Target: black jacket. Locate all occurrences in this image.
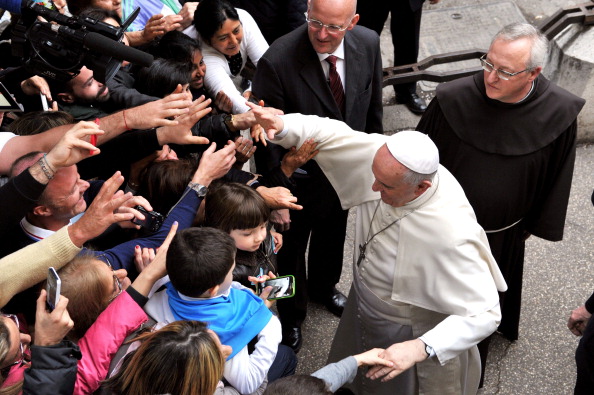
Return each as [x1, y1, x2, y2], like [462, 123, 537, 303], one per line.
[22, 341, 82, 395]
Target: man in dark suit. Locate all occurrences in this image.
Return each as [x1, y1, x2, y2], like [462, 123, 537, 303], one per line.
[252, 0, 383, 352]
[357, 0, 440, 114]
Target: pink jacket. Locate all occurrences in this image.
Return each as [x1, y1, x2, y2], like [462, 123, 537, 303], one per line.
[74, 291, 148, 394]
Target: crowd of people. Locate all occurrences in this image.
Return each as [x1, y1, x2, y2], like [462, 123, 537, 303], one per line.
[0, 0, 590, 394]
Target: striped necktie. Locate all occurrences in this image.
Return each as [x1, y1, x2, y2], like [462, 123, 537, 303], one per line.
[326, 55, 345, 115]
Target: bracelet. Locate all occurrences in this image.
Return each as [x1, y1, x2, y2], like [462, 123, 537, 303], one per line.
[123, 110, 130, 130]
[39, 154, 55, 180]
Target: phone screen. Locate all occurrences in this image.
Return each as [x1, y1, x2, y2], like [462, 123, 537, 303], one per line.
[263, 275, 295, 300]
[46, 267, 61, 311]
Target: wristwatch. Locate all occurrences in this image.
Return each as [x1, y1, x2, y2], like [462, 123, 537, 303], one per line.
[424, 343, 433, 357]
[223, 113, 235, 131]
[188, 182, 208, 197]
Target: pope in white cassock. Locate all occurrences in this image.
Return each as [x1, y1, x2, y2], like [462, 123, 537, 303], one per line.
[248, 102, 507, 395]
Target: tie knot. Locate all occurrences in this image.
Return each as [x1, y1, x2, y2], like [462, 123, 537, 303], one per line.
[326, 55, 338, 66]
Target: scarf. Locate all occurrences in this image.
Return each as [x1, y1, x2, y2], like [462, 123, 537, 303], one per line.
[166, 283, 272, 359]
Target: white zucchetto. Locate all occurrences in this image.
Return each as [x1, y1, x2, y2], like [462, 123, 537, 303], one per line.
[385, 130, 439, 174]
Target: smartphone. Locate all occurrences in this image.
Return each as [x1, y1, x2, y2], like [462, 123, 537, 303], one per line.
[131, 205, 165, 232]
[46, 267, 61, 312]
[260, 275, 295, 300]
[40, 93, 49, 111]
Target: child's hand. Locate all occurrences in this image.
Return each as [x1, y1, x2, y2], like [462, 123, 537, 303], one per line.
[247, 271, 277, 285]
[271, 230, 283, 253]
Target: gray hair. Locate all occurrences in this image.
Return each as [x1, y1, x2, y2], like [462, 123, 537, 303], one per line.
[491, 22, 549, 69]
[402, 168, 437, 187]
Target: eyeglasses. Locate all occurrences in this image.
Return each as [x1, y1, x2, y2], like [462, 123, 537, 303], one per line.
[0, 314, 25, 374]
[305, 12, 352, 34]
[103, 258, 123, 303]
[480, 54, 531, 81]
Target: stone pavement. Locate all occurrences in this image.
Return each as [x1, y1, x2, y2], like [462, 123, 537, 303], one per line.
[294, 1, 594, 394]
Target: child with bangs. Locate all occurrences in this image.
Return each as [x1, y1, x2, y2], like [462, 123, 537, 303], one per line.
[203, 181, 282, 288]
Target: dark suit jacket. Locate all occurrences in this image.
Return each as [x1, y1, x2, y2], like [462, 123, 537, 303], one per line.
[252, 23, 383, 133]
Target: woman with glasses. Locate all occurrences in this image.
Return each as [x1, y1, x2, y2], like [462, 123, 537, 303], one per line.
[1, 291, 78, 395]
[184, 0, 269, 114]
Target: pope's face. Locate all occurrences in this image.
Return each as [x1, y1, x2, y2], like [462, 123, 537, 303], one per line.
[370, 146, 421, 208]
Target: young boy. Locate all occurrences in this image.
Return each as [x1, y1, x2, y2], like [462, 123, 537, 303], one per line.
[144, 227, 282, 394]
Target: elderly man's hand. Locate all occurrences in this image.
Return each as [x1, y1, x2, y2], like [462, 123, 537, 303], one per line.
[366, 339, 428, 382]
[246, 102, 285, 141]
[256, 186, 302, 210]
[68, 172, 135, 246]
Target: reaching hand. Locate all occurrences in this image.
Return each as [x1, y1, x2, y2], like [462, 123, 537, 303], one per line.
[131, 222, 178, 296]
[233, 136, 256, 165]
[34, 290, 74, 346]
[366, 339, 427, 382]
[156, 94, 212, 146]
[192, 141, 236, 186]
[142, 14, 182, 42]
[269, 209, 291, 232]
[114, 195, 154, 229]
[68, 172, 135, 247]
[45, 121, 103, 169]
[281, 138, 319, 177]
[568, 305, 592, 336]
[353, 348, 395, 368]
[214, 90, 233, 113]
[177, 2, 198, 29]
[125, 86, 192, 129]
[256, 186, 302, 210]
[246, 102, 285, 141]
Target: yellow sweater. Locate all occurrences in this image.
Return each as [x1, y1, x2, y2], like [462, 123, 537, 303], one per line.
[0, 226, 81, 308]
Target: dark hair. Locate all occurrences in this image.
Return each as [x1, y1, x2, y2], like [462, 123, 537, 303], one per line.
[150, 31, 202, 63]
[137, 158, 198, 215]
[167, 227, 236, 297]
[103, 321, 224, 395]
[263, 375, 332, 395]
[66, 0, 95, 16]
[204, 182, 269, 233]
[134, 58, 193, 98]
[194, 0, 239, 44]
[78, 7, 122, 25]
[8, 111, 74, 136]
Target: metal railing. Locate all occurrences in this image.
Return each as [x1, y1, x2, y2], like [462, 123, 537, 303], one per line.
[382, 1, 594, 88]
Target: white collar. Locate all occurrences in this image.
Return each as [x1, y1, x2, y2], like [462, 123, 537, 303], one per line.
[20, 217, 56, 241]
[316, 40, 346, 63]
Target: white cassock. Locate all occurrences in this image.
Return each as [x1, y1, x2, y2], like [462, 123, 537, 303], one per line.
[271, 114, 507, 395]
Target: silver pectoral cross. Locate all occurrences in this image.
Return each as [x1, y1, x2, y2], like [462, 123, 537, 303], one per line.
[356, 242, 368, 267]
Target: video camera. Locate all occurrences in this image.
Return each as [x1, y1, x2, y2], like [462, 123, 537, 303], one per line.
[10, 0, 153, 83]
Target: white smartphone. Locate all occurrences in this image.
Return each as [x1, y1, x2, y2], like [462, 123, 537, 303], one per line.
[40, 93, 49, 111]
[46, 267, 61, 311]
